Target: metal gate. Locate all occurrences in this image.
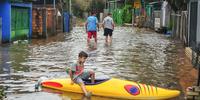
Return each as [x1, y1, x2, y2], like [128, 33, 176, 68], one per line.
[0, 17, 2, 44]
[11, 7, 29, 41]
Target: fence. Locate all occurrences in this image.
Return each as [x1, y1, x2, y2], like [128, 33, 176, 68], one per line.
[170, 11, 188, 45]
[180, 11, 188, 45]
[0, 17, 1, 44]
[32, 8, 56, 38]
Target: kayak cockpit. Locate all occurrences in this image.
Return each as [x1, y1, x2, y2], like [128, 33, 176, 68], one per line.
[83, 75, 110, 85]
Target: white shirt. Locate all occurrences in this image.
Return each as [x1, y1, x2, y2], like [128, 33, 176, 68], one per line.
[103, 16, 114, 30]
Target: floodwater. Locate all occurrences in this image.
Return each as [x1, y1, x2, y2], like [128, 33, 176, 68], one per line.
[0, 27, 197, 100]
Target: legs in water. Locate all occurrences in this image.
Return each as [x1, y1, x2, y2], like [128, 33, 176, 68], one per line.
[105, 36, 108, 43]
[105, 35, 112, 45]
[94, 38, 97, 49]
[87, 31, 97, 49]
[79, 83, 92, 97]
[87, 38, 90, 48]
[108, 36, 112, 44]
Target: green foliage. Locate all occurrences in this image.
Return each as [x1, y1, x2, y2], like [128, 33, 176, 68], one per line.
[113, 9, 124, 25]
[72, 3, 84, 17]
[122, 5, 132, 23]
[87, 0, 105, 13]
[112, 5, 133, 25]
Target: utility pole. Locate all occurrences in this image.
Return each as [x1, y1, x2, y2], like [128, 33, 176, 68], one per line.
[105, 0, 107, 9]
[53, 0, 55, 9]
[44, 0, 46, 6]
[115, 0, 117, 9]
[69, 0, 72, 14]
[53, 0, 56, 35]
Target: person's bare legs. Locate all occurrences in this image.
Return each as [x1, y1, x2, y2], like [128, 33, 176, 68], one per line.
[80, 83, 91, 97]
[87, 38, 90, 48]
[90, 72, 95, 84]
[110, 36, 112, 43]
[105, 36, 108, 44]
[94, 38, 97, 49]
[108, 36, 112, 45]
[80, 83, 87, 94]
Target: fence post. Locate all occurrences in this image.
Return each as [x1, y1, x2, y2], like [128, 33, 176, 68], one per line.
[171, 13, 176, 38]
[180, 12, 183, 41]
[176, 14, 181, 38]
[185, 11, 189, 46]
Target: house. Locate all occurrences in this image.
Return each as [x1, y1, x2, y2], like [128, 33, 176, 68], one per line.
[0, 0, 32, 43]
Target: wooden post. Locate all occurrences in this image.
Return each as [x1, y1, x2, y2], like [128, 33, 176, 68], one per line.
[180, 12, 183, 41]
[186, 86, 200, 99]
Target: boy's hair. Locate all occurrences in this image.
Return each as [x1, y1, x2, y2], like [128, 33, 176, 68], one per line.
[107, 13, 112, 16]
[78, 51, 88, 58]
[91, 11, 96, 15]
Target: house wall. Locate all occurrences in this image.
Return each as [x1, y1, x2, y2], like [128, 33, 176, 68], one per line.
[0, 2, 11, 43]
[0, 2, 32, 43]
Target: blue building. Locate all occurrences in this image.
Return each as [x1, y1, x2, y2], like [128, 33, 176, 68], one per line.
[0, 1, 32, 43]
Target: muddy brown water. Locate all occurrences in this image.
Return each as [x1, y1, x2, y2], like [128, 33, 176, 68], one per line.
[0, 27, 197, 100]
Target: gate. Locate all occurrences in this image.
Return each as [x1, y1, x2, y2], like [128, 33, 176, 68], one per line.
[11, 7, 29, 41]
[153, 11, 161, 31]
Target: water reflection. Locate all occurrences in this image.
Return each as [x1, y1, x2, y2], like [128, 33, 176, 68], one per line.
[1, 45, 11, 74]
[42, 88, 119, 100]
[0, 45, 11, 80]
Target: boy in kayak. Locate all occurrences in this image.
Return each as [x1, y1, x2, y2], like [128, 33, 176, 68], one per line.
[67, 51, 95, 97]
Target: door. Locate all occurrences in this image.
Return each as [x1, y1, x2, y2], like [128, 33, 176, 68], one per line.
[0, 17, 2, 44]
[11, 7, 29, 41]
[189, 2, 198, 46]
[63, 12, 70, 32]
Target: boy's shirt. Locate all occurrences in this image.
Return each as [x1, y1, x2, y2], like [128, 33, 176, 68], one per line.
[103, 16, 114, 30]
[87, 16, 98, 31]
[70, 63, 84, 77]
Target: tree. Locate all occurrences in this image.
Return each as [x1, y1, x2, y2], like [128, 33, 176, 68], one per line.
[87, 0, 105, 13]
[167, 0, 187, 12]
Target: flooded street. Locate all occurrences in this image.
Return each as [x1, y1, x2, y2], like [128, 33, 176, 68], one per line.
[0, 27, 196, 100]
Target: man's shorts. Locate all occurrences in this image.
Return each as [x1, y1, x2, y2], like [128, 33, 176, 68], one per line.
[73, 71, 91, 84]
[87, 31, 97, 39]
[104, 28, 113, 36]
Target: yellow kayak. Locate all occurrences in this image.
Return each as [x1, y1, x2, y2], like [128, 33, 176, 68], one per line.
[41, 78, 180, 100]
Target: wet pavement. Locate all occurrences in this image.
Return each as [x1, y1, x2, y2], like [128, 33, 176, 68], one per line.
[0, 27, 197, 100]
